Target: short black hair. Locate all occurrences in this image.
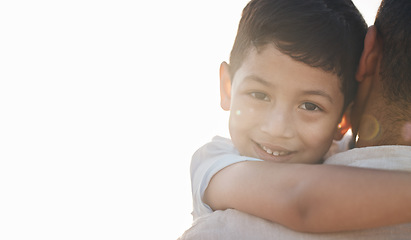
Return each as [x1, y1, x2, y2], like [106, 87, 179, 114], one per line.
[229, 0, 367, 110]
[375, 0, 411, 106]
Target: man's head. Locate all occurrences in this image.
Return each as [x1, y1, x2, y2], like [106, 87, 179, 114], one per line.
[219, 0, 367, 163]
[375, 0, 411, 105]
[228, 0, 367, 110]
[352, 0, 411, 146]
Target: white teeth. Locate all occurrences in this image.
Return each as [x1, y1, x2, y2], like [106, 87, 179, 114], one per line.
[262, 145, 289, 156]
[263, 146, 273, 154]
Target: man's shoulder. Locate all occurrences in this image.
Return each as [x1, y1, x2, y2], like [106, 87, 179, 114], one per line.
[325, 145, 411, 171]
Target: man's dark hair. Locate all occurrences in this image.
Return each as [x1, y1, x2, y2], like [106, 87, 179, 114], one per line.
[375, 0, 411, 106]
[229, 0, 367, 110]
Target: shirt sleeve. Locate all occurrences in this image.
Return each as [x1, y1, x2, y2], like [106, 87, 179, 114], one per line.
[190, 136, 262, 219]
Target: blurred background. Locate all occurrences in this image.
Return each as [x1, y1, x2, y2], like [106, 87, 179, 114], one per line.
[0, 0, 381, 239]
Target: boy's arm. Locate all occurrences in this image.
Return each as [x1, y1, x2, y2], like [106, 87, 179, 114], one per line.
[204, 161, 411, 233]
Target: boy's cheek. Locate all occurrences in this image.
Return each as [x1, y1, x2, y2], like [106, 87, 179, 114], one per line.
[230, 106, 259, 124]
[229, 109, 248, 130]
[229, 106, 259, 133]
[301, 123, 336, 151]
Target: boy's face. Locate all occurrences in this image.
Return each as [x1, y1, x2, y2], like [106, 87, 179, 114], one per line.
[220, 45, 344, 164]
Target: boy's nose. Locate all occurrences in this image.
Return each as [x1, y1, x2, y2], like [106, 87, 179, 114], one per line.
[260, 107, 295, 138]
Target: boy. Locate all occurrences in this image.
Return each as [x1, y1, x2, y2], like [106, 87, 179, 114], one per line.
[191, 0, 411, 233]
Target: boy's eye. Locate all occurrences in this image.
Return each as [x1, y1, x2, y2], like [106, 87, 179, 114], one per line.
[299, 102, 321, 111]
[250, 92, 270, 101]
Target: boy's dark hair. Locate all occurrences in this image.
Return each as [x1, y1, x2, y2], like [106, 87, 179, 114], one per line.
[375, 0, 411, 107]
[229, 0, 367, 110]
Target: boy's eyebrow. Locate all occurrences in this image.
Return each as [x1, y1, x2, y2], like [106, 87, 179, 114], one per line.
[302, 90, 334, 104]
[243, 75, 272, 87]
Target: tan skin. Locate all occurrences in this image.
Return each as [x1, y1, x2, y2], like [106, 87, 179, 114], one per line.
[204, 37, 411, 233]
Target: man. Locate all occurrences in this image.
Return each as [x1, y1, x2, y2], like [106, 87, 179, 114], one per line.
[179, 0, 411, 238]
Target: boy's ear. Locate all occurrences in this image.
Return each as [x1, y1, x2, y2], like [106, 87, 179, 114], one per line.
[220, 62, 232, 111]
[334, 103, 353, 140]
[355, 26, 382, 82]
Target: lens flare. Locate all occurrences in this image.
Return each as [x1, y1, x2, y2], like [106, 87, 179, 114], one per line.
[358, 114, 380, 141]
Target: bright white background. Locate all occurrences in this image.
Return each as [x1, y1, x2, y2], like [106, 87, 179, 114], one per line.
[0, 1, 381, 239]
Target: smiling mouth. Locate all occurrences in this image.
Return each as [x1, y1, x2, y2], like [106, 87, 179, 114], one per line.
[261, 145, 292, 156]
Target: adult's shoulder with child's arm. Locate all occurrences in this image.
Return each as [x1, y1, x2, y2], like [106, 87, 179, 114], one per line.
[204, 160, 411, 232]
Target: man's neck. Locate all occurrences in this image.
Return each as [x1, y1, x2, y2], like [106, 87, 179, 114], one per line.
[355, 117, 411, 147]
